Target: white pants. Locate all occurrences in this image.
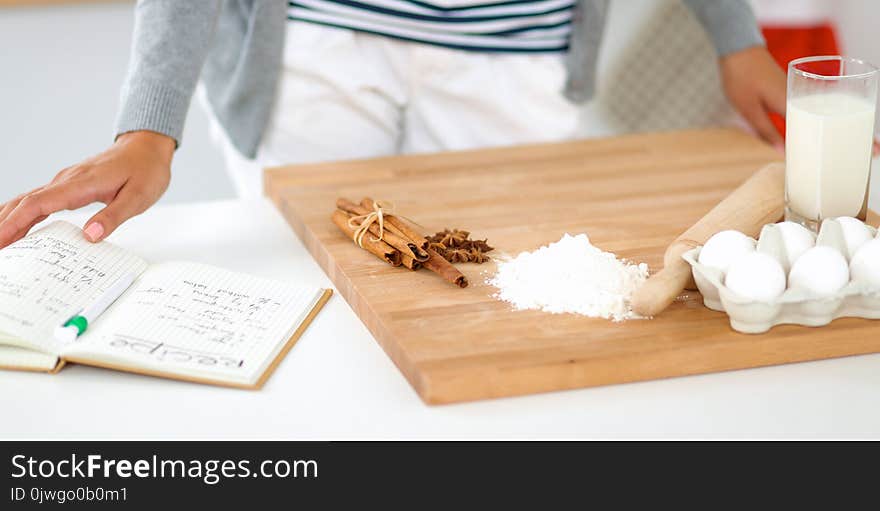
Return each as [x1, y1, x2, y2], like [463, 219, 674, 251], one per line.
[211, 21, 581, 198]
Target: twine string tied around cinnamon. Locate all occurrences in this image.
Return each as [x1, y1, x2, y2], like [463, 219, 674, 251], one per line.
[347, 199, 394, 248]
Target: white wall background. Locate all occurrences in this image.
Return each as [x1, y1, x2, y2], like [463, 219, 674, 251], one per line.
[0, 1, 232, 205]
[1, 0, 878, 207]
[833, 2, 880, 77]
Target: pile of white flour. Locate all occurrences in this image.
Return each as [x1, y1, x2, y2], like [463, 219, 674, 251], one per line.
[488, 234, 649, 321]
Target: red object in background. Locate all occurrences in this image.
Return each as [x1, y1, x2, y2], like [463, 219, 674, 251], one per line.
[761, 24, 841, 137]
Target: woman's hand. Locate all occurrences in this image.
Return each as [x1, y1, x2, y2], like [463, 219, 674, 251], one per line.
[0, 130, 173, 248]
[720, 46, 787, 148]
[722, 46, 880, 156]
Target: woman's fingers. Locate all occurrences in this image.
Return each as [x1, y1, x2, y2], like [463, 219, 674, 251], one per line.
[0, 167, 77, 236]
[5, 215, 49, 247]
[720, 47, 787, 149]
[0, 186, 47, 227]
[744, 102, 784, 147]
[0, 196, 28, 229]
[762, 81, 787, 118]
[0, 178, 101, 248]
[82, 181, 150, 242]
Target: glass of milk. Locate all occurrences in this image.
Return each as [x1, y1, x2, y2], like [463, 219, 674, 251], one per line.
[785, 56, 878, 231]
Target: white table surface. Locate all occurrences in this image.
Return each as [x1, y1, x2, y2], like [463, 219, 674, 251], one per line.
[2, 198, 879, 440]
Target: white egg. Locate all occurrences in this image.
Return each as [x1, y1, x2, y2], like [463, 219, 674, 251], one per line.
[724, 252, 787, 301]
[788, 246, 850, 295]
[850, 238, 880, 289]
[836, 217, 873, 260]
[699, 230, 756, 274]
[775, 221, 815, 267]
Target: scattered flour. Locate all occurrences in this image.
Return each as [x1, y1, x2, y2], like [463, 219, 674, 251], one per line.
[488, 233, 649, 321]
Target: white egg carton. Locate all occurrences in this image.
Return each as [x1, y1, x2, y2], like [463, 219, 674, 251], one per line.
[683, 219, 880, 334]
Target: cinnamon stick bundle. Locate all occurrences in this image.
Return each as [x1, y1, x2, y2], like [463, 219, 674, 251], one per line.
[337, 198, 412, 245]
[334, 197, 469, 287]
[335, 198, 428, 261]
[331, 210, 401, 266]
[361, 197, 429, 251]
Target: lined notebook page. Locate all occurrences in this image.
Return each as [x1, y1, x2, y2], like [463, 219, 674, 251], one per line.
[66, 262, 325, 385]
[0, 221, 148, 352]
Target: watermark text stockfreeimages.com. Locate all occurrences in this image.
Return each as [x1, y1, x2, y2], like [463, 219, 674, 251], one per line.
[10, 453, 318, 486]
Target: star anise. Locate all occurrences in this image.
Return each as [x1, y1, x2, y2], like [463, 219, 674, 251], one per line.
[447, 248, 471, 264]
[435, 229, 469, 248]
[470, 239, 494, 252]
[468, 248, 490, 264]
[428, 241, 447, 253]
[427, 228, 493, 264]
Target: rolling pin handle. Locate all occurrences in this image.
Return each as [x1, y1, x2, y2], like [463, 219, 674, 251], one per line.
[632, 260, 694, 317]
[664, 239, 700, 290]
[633, 163, 785, 317]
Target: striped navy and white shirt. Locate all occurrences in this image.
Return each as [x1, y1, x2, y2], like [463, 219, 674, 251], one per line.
[287, 0, 576, 53]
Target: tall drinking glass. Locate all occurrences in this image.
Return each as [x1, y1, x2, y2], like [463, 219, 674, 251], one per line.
[785, 56, 879, 231]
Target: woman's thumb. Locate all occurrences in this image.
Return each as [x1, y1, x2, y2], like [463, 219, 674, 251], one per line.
[82, 185, 146, 242]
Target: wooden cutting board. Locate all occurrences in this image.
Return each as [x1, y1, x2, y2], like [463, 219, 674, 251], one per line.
[265, 128, 880, 404]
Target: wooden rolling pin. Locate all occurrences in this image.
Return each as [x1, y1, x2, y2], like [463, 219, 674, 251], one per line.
[631, 162, 785, 317]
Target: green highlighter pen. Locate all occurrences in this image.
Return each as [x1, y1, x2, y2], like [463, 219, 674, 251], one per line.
[54, 272, 137, 343]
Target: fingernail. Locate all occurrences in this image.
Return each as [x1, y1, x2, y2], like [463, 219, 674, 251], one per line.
[773, 142, 785, 154]
[83, 222, 104, 242]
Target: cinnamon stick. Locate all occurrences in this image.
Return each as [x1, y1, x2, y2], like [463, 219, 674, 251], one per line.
[423, 248, 468, 288]
[331, 209, 401, 266]
[360, 197, 429, 251]
[401, 254, 422, 271]
[336, 198, 367, 215]
[336, 198, 429, 261]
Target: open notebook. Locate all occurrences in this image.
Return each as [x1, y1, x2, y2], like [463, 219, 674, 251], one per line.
[0, 221, 331, 389]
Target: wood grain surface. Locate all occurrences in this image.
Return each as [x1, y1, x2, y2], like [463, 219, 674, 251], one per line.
[265, 128, 880, 404]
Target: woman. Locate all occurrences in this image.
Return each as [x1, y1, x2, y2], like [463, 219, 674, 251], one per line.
[0, 0, 786, 248]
